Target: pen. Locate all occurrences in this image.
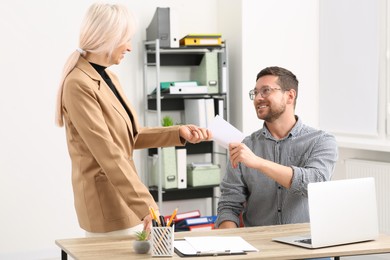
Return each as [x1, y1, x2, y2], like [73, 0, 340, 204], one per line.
[159, 215, 166, 227]
[166, 208, 178, 227]
[152, 219, 158, 227]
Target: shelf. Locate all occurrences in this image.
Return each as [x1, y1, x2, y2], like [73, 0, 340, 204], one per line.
[146, 46, 225, 53]
[146, 45, 225, 66]
[149, 185, 218, 202]
[148, 141, 213, 156]
[147, 53, 204, 66]
[147, 93, 226, 111]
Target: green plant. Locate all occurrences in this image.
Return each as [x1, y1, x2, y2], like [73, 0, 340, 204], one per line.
[161, 116, 174, 127]
[135, 230, 149, 241]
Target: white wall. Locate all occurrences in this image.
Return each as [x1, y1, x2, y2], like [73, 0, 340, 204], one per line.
[240, 0, 320, 135]
[216, 0, 319, 135]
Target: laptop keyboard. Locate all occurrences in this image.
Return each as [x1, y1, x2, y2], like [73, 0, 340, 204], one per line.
[296, 238, 312, 244]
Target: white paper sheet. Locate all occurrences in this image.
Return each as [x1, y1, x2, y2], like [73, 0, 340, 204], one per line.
[174, 239, 244, 256]
[184, 236, 259, 253]
[208, 115, 246, 149]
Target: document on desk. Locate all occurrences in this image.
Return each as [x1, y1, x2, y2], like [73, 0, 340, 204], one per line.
[174, 236, 258, 257]
[208, 115, 246, 149]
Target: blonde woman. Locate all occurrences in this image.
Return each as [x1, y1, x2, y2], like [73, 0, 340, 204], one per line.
[55, 3, 211, 237]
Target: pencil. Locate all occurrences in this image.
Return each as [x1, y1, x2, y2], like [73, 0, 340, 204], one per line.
[166, 208, 178, 227]
[149, 206, 161, 226]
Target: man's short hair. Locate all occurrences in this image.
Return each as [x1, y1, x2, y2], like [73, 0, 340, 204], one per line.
[256, 66, 299, 105]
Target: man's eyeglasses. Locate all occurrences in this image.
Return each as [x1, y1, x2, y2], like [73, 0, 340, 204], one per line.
[249, 87, 283, 100]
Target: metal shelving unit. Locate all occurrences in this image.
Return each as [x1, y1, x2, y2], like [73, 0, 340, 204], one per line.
[143, 39, 229, 212]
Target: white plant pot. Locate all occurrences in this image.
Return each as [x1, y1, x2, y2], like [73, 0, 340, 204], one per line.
[133, 240, 151, 254]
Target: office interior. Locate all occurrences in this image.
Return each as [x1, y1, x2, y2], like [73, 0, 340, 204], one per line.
[1, 0, 389, 259]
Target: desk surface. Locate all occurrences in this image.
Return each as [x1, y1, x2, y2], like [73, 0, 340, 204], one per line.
[55, 223, 390, 260]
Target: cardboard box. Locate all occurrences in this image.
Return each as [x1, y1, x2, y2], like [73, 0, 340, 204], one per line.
[187, 164, 220, 187]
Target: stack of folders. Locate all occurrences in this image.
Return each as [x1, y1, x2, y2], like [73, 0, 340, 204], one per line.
[176, 215, 217, 232]
[152, 81, 208, 94]
[164, 210, 217, 232]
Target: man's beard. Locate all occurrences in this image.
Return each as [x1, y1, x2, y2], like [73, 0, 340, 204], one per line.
[258, 103, 286, 123]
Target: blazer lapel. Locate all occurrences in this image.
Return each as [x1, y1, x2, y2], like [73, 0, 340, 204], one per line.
[76, 58, 136, 143]
[101, 78, 137, 141]
[106, 70, 140, 139]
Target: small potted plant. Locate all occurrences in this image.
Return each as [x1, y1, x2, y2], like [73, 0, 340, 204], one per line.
[162, 115, 174, 127]
[133, 230, 151, 254]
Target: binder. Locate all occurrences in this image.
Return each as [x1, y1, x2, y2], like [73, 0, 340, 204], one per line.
[218, 50, 228, 93]
[150, 147, 178, 189]
[177, 216, 217, 227]
[169, 8, 179, 48]
[188, 223, 214, 231]
[192, 52, 219, 94]
[214, 98, 225, 119]
[176, 148, 187, 189]
[184, 99, 215, 128]
[179, 34, 222, 47]
[160, 81, 197, 89]
[168, 86, 208, 94]
[146, 7, 179, 48]
[175, 223, 215, 232]
[205, 98, 215, 127]
[164, 209, 201, 223]
[184, 99, 207, 128]
[151, 81, 205, 94]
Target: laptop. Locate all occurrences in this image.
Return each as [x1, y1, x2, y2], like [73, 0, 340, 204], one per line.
[272, 177, 379, 248]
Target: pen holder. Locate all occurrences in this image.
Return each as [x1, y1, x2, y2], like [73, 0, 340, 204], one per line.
[151, 226, 174, 257]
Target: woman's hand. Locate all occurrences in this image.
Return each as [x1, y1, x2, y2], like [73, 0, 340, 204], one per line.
[143, 209, 160, 232]
[179, 125, 212, 143]
[143, 214, 153, 233]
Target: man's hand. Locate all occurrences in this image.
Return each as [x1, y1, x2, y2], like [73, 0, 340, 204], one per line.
[229, 143, 259, 169]
[179, 125, 212, 143]
[229, 142, 293, 188]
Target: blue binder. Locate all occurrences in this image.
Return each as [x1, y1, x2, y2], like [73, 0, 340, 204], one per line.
[176, 216, 217, 227]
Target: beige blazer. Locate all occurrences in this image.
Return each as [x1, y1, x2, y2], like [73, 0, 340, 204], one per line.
[62, 57, 184, 232]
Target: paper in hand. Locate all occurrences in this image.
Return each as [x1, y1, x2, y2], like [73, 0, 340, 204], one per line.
[208, 115, 246, 149]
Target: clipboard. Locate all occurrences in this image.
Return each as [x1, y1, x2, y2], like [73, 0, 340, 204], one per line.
[174, 236, 258, 257]
[174, 240, 247, 257]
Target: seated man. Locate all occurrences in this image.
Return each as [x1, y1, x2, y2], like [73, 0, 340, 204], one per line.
[215, 66, 338, 229]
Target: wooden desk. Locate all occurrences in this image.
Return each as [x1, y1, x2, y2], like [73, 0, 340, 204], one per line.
[55, 223, 390, 260]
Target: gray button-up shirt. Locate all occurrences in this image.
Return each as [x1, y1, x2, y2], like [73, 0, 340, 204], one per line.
[215, 117, 338, 228]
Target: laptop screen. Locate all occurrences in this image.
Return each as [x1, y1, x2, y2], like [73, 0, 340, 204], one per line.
[308, 177, 379, 248]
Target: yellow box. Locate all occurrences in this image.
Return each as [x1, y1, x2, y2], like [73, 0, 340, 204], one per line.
[179, 34, 222, 46]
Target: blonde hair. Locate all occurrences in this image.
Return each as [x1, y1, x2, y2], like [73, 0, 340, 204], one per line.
[55, 3, 136, 127]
